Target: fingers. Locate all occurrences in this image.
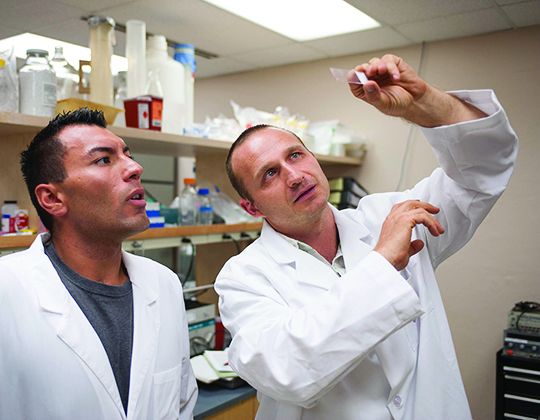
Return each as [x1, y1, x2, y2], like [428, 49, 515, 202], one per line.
[355, 54, 401, 82]
[395, 200, 445, 236]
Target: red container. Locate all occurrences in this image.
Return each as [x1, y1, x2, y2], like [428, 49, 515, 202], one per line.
[124, 95, 163, 131]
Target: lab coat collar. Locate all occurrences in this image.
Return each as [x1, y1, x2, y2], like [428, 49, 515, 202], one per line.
[260, 204, 373, 262]
[259, 204, 375, 290]
[29, 233, 126, 418]
[29, 233, 161, 419]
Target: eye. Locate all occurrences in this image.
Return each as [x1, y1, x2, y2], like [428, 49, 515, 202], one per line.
[96, 156, 111, 165]
[264, 169, 276, 180]
[291, 152, 300, 160]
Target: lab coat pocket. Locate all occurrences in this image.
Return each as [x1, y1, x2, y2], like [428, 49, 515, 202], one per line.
[153, 363, 182, 420]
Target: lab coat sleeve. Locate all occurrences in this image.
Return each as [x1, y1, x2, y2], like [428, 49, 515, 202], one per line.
[216, 250, 423, 407]
[409, 89, 518, 268]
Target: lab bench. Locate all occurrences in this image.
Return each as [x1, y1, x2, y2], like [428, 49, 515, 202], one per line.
[194, 383, 258, 420]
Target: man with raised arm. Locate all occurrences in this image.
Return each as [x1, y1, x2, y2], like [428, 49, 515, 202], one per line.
[215, 54, 518, 419]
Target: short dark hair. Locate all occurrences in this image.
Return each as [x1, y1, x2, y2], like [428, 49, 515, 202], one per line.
[226, 124, 307, 202]
[20, 108, 107, 232]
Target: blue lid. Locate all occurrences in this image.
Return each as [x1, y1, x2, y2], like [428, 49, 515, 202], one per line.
[174, 44, 194, 51]
[198, 188, 209, 195]
[173, 44, 196, 73]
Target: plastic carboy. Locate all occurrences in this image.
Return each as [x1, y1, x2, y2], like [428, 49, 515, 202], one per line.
[146, 35, 185, 134]
[19, 49, 57, 117]
[179, 178, 198, 226]
[197, 188, 213, 225]
[50, 46, 79, 100]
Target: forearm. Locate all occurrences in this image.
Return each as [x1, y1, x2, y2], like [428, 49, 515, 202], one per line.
[404, 84, 488, 127]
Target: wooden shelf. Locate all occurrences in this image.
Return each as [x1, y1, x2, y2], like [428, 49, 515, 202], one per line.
[0, 111, 363, 165]
[0, 222, 263, 254]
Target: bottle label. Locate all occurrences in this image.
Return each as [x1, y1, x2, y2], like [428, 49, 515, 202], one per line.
[138, 103, 150, 129]
[43, 82, 57, 107]
[200, 206, 212, 212]
[151, 100, 162, 127]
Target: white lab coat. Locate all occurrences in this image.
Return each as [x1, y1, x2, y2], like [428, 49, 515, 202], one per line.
[0, 233, 198, 420]
[215, 90, 518, 420]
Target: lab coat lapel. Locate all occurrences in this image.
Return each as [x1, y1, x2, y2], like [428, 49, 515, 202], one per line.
[260, 220, 337, 291]
[30, 235, 126, 417]
[331, 205, 374, 270]
[123, 250, 160, 416]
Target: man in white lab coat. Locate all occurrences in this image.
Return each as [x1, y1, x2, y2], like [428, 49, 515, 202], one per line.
[0, 109, 197, 419]
[215, 55, 518, 419]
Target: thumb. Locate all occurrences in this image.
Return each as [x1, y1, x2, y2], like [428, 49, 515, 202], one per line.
[362, 81, 383, 107]
[408, 239, 425, 258]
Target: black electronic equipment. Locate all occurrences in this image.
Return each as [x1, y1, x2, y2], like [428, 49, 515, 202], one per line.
[503, 329, 540, 359]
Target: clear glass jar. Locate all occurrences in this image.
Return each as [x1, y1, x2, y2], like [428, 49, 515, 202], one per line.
[19, 49, 57, 117]
[50, 46, 79, 101]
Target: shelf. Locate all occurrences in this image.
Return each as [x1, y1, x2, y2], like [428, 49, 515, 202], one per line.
[0, 222, 263, 256]
[0, 111, 364, 165]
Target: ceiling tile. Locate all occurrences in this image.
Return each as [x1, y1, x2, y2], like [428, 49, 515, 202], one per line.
[35, 18, 128, 58]
[502, 1, 540, 27]
[345, 0, 494, 25]
[34, 18, 94, 50]
[493, 0, 529, 5]
[303, 27, 412, 57]
[196, 57, 257, 79]
[0, 0, 83, 33]
[395, 8, 512, 43]
[0, 26, 20, 42]
[101, 0, 294, 57]
[53, 0, 140, 13]
[230, 44, 327, 69]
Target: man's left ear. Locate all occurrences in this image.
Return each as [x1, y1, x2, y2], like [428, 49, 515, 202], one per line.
[34, 183, 68, 218]
[239, 199, 264, 218]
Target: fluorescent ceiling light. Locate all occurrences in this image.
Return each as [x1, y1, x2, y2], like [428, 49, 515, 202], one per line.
[202, 0, 380, 41]
[0, 33, 127, 74]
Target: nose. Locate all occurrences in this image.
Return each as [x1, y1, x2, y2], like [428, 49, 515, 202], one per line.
[285, 165, 304, 188]
[123, 155, 143, 181]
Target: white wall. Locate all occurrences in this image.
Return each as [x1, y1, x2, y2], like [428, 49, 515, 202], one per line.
[195, 25, 540, 419]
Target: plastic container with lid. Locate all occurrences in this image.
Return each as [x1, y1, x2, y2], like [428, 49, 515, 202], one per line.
[179, 178, 198, 226]
[19, 49, 57, 117]
[146, 35, 185, 134]
[197, 188, 213, 225]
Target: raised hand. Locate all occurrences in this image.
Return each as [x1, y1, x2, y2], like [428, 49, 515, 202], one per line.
[349, 54, 487, 127]
[374, 200, 445, 271]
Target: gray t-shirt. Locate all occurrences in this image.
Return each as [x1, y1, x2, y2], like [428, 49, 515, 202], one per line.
[44, 240, 133, 414]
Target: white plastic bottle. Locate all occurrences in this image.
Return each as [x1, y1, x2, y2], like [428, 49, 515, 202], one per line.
[2, 200, 19, 233]
[173, 44, 195, 128]
[179, 178, 198, 226]
[197, 188, 213, 225]
[146, 35, 185, 134]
